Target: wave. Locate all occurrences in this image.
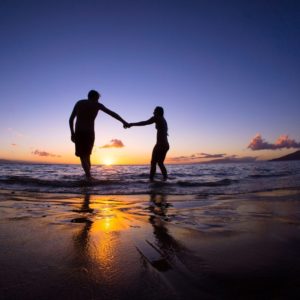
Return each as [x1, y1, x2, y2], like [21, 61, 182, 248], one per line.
[177, 178, 236, 187]
[248, 172, 291, 179]
[0, 176, 236, 189]
[0, 176, 123, 188]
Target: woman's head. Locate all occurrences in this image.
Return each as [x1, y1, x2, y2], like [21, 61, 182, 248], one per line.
[154, 106, 164, 116]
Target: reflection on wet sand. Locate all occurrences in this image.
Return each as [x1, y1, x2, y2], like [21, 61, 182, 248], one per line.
[71, 193, 194, 287]
[1, 189, 300, 299]
[72, 193, 92, 260]
[72, 193, 129, 287]
[73, 193, 188, 270]
[148, 193, 185, 271]
[70, 191, 300, 299]
[71, 192, 206, 298]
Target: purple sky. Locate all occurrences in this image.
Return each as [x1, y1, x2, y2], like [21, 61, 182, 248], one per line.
[1, 0, 299, 164]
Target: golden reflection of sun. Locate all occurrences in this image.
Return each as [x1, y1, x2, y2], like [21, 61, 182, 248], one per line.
[91, 204, 129, 233]
[88, 205, 129, 279]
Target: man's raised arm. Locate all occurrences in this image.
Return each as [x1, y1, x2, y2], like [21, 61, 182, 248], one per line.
[100, 104, 128, 127]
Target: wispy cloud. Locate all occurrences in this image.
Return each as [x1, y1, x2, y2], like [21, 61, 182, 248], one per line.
[248, 134, 300, 150]
[168, 152, 226, 163]
[204, 156, 257, 164]
[168, 153, 256, 164]
[100, 139, 125, 149]
[32, 150, 61, 157]
[11, 143, 17, 147]
[198, 153, 226, 159]
[7, 128, 26, 138]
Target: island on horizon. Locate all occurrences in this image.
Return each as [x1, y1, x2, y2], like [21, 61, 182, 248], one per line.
[270, 150, 300, 162]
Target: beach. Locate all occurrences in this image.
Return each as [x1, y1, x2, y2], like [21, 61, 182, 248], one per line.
[1, 0, 300, 298]
[1, 188, 300, 299]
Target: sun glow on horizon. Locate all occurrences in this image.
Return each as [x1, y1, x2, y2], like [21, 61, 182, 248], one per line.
[102, 157, 115, 166]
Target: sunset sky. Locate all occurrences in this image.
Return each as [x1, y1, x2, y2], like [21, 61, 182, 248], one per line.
[1, 0, 299, 165]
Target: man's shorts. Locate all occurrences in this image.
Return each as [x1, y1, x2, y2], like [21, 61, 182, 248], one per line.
[75, 131, 95, 157]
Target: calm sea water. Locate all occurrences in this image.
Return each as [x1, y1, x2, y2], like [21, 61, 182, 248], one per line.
[0, 161, 300, 195]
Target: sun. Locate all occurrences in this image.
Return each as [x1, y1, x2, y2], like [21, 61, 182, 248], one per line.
[102, 157, 114, 166]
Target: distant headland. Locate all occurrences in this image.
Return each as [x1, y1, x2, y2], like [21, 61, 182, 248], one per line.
[270, 150, 300, 162]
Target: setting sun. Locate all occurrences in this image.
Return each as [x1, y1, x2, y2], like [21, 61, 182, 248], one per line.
[102, 157, 115, 166]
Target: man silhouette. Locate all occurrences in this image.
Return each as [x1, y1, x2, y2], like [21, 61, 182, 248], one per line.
[69, 90, 128, 178]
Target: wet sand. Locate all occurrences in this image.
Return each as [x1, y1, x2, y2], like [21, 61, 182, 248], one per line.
[0, 188, 300, 299]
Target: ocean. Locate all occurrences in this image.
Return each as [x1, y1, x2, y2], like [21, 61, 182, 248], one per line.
[1, 161, 300, 195]
[1, 161, 300, 299]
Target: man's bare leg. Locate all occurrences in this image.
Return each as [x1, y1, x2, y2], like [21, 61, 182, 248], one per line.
[80, 156, 91, 178]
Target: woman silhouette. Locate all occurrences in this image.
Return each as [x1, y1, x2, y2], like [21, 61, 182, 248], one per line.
[128, 106, 169, 181]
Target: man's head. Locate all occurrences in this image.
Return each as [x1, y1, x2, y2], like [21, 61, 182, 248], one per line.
[88, 90, 100, 101]
[154, 106, 164, 117]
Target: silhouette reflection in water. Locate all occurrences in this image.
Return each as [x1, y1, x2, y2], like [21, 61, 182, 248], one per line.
[72, 193, 122, 288]
[147, 193, 185, 271]
[72, 193, 93, 257]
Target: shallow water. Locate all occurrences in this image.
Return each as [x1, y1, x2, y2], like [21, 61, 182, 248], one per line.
[1, 161, 300, 195]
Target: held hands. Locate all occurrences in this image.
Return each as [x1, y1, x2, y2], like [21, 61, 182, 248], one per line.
[123, 121, 132, 129]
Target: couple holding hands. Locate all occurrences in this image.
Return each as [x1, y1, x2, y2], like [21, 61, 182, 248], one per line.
[69, 90, 169, 181]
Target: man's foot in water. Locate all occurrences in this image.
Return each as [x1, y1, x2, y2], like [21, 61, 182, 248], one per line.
[85, 173, 96, 181]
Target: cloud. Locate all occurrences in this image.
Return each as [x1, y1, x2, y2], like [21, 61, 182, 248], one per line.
[7, 128, 26, 138]
[32, 150, 61, 157]
[168, 153, 226, 162]
[11, 143, 17, 147]
[168, 152, 257, 164]
[248, 134, 300, 151]
[168, 154, 201, 162]
[205, 156, 257, 164]
[100, 139, 125, 149]
[197, 153, 226, 159]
